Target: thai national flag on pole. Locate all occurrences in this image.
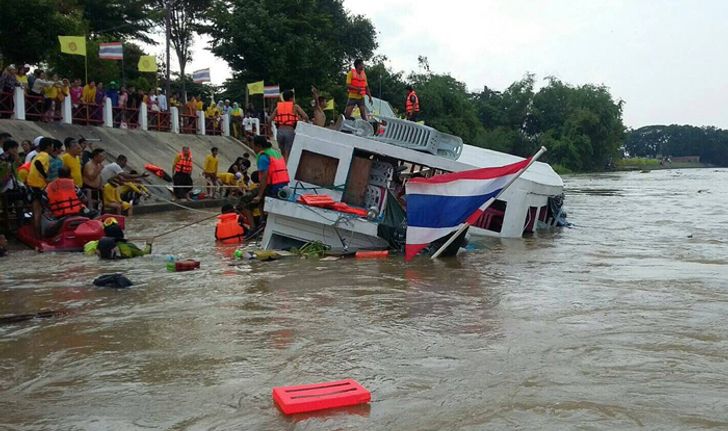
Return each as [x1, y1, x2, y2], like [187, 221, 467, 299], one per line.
[264, 85, 280, 98]
[405, 158, 532, 260]
[98, 42, 123, 60]
[192, 68, 211, 83]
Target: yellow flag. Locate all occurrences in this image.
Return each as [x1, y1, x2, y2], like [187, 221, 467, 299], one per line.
[324, 99, 334, 111]
[138, 56, 157, 72]
[247, 80, 264, 95]
[58, 36, 86, 56]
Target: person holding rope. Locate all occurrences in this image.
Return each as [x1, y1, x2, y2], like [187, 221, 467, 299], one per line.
[172, 146, 193, 201]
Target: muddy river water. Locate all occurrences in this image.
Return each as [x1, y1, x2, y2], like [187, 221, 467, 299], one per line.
[1, 168, 727, 430]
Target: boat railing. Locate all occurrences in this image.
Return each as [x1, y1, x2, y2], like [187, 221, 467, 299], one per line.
[370, 116, 463, 160]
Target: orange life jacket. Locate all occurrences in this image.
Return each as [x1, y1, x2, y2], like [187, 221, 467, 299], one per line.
[215, 213, 245, 243]
[145, 163, 166, 178]
[350, 69, 368, 95]
[46, 178, 84, 218]
[274, 101, 297, 127]
[175, 153, 193, 174]
[406, 90, 420, 114]
[17, 162, 30, 173]
[258, 148, 290, 186]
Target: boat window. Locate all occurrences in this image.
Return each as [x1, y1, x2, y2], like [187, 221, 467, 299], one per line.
[294, 150, 339, 187]
[470, 199, 507, 233]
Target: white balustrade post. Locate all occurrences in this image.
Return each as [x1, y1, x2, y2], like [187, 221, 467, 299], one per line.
[62, 97, 72, 124]
[222, 113, 230, 136]
[171, 107, 180, 134]
[14, 87, 25, 120]
[139, 102, 148, 131]
[103, 98, 113, 127]
[197, 110, 205, 135]
[253, 118, 261, 135]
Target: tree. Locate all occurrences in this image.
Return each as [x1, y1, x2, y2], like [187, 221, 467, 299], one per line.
[205, 0, 377, 96]
[80, 0, 155, 44]
[409, 72, 485, 146]
[0, 0, 84, 66]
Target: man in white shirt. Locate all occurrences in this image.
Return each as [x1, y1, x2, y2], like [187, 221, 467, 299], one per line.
[158, 90, 168, 111]
[101, 154, 148, 185]
[24, 136, 44, 163]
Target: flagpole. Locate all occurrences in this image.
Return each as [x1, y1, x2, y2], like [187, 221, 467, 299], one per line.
[84, 37, 88, 84]
[121, 45, 126, 87]
[430, 146, 548, 260]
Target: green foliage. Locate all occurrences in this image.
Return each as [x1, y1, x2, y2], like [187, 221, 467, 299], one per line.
[409, 73, 485, 146]
[204, 0, 377, 96]
[0, 0, 84, 65]
[625, 125, 728, 166]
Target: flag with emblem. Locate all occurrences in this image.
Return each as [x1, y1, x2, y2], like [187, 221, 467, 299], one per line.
[247, 80, 264, 95]
[99, 42, 123, 60]
[58, 36, 86, 56]
[324, 99, 334, 110]
[138, 56, 157, 72]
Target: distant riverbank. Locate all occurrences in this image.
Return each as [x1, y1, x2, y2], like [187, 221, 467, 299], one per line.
[614, 158, 710, 171]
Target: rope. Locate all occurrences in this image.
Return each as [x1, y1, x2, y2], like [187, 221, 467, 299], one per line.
[128, 212, 219, 242]
[147, 194, 219, 215]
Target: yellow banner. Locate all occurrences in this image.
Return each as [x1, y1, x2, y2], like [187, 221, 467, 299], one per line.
[58, 36, 86, 56]
[247, 81, 264, 95]
[324, 99, 334, 111]
[138, 56, 157, 72]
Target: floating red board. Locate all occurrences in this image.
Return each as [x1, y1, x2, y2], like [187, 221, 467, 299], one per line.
[298, 194, 335, 207]
[272, 379, 371, 415]
[175, 259, 200, 272]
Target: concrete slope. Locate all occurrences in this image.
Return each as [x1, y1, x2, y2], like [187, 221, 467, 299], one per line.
[0, 119, 252, 199]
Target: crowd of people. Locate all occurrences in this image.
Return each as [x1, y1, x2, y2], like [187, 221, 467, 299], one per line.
[0, 132, 152, 237]
[1, 58, 424, 249]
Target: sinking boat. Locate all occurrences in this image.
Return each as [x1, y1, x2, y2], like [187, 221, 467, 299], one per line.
[261, 98, 565, 254]
[17, 214, 125, 253]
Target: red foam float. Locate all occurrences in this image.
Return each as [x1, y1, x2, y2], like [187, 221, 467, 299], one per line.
[175, 259, 200, 272]
[272, 378, 371, 415]
[355, 250, 389, 259]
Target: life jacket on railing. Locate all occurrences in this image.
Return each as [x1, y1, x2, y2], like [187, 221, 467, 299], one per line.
[215, 213, 245, 243]
[274, 101, 297, 128]
[46, 178, 84, 218]
[174, 153, 193, 174]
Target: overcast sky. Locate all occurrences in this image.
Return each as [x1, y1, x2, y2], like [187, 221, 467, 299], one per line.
[178, 0, 728, 129]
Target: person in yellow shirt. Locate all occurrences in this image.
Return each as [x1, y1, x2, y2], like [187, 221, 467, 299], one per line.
[26, 138, 54, 235]
[203, 147, 219, 197]
[81, 81, 96, 104]
[344, 59, 373, 121]
[61, 138, 83, 187]
[103, 179, 133, 216]
[195, 96, 203, 112]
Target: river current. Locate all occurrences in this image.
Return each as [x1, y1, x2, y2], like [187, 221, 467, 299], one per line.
[1, 168, 727, 430]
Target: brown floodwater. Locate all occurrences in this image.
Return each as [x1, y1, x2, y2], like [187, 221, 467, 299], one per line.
[1, 168, 727, 430]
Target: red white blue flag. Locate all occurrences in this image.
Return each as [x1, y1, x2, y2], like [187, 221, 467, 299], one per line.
[404, 158, 531, 260]
[192, 68, 211, 83]
[98, 42, 123, 60]
[264, 85, 280, 98]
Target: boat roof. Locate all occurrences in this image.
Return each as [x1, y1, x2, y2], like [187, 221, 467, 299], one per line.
[459, 144, 564, 188]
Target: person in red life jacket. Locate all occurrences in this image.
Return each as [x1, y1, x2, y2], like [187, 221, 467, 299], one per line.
[214, 203, 246, 243]
[45, 167, 96, 219]
[250, 135, 290, 209]
[405, 85, 420, 122]
[172, 146, 193, 200]
[270, 90, 309, 160]
[344, 58, 373, 121]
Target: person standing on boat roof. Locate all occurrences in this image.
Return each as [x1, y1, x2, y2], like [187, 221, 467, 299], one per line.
[344, 59, 373, 121]
[405, 85, 420, 122]
[271, 90, 308, 160]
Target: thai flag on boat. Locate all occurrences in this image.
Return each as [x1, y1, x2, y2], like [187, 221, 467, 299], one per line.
[192, 68, 211, 83]
[405, 158, 531, 260]
[264, 85, 280, 98]
[98, 42, 123, 60]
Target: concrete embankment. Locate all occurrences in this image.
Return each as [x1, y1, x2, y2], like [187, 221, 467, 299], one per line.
[0, 119, 253, 204]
